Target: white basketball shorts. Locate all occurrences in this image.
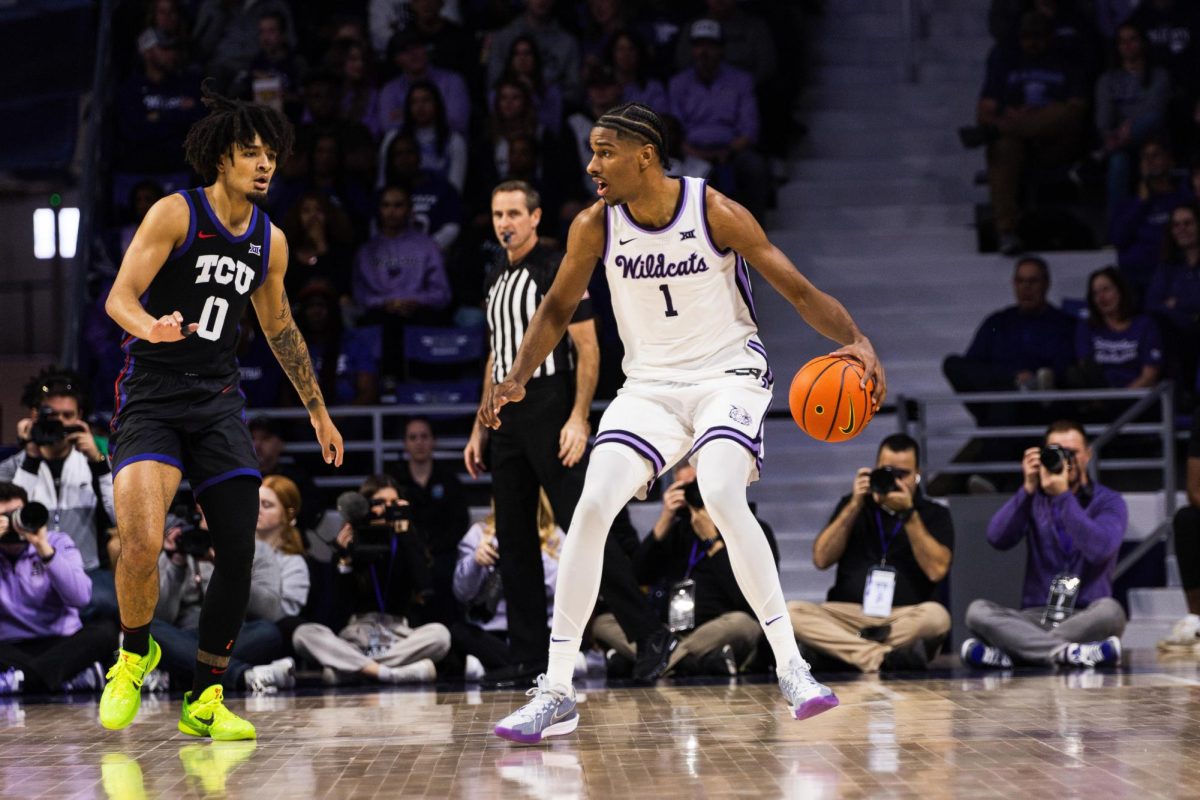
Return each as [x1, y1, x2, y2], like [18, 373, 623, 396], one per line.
[592, 375, 772, 499]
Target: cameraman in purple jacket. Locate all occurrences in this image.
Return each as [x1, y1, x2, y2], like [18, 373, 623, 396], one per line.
[963, 420, 1128, 669]
[0, 483, 118, 693]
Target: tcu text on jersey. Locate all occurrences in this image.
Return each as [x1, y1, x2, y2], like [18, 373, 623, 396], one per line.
[194, 254, 255, 294]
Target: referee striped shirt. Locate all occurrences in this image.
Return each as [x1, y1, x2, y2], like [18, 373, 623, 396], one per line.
[484, 242, 594, 383]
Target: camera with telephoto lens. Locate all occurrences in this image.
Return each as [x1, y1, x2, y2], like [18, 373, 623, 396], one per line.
[0, 502, 49, 545]
[1039, 444, 1072, 475]
[30, 405, 85, 447]
[170, 505, 212, 558]
[682, 480, 704, 509]
[336, 491, 411, 564]
[869, 466, 902, 495]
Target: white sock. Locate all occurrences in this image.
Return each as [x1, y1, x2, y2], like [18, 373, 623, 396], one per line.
[546, 449, 650, 688]
[695, 442, 803, 670]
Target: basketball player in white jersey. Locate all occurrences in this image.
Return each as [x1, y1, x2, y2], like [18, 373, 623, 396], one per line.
[486, 103, 885, 743]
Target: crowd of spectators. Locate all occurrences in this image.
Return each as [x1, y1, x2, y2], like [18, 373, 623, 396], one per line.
[965, 0, 1200, 259]
[81, 0, 806, 408]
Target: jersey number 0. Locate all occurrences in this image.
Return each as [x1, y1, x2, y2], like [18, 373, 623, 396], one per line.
[196, 296, 230, 341]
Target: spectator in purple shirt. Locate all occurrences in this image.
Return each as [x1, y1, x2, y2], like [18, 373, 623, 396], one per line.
[942, 256, 1078, 426]
[607, 28, 667, 114]
[1109, 137, 1193, 297]
[963, 420, 1128, 669]
[0, 484, 118, 694]
[355, 184, 451, 376]
[379, 30, 470, 136]
[1071, 266, 1163, 389]
[668, 19, 769, 220]
[115, 28, 205, 174]
[1145, 203, 1200, 391]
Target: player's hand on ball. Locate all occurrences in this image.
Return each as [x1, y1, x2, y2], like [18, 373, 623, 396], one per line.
[480, 380, 526, 430]
[558, 414, 590, 467]
[831, 337, 886, 410]
[147, 311, 198, 342]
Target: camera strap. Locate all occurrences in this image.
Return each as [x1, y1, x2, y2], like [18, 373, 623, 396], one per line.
[684, 541, 707, 579]
[368, 534, 400, 613]
[873, 510, 906, 567]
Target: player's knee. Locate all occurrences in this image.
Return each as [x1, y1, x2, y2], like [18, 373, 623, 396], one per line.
[115, 532, 163, 571]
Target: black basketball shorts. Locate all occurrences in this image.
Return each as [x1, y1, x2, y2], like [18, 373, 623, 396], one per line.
[110, 367, 261, 495]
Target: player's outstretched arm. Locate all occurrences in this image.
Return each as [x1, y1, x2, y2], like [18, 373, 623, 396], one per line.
[479, 204, 604, 429]
[706, 188, 887, 408]
[252, 225, 344, 466]
[105, 194, 200, 342]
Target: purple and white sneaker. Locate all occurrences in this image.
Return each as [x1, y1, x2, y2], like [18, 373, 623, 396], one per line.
[1059, 636, 1121, 667]
[494, 675, 578, 744]
[778, 657, 839, 721]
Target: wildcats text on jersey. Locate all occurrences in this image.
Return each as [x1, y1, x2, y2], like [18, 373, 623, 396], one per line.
[616, 252, 709, 280]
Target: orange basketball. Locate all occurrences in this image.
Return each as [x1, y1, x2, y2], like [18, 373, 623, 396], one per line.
[789, 355, 875, 442]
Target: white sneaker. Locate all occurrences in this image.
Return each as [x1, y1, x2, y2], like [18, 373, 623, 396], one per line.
[142, 670, 170, 693]
[379, 658, 437, 684]
[1158, 614, 1200, 653]
[244, 657, 296, 694]
[778, 657, 839, 720]
[464, 655, 486, 682]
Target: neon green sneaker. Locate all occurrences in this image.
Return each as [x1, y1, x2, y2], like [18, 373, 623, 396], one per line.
[99, 637, 161, 730]
[179, 685, 256, 740]
[100, 753, 147, 800]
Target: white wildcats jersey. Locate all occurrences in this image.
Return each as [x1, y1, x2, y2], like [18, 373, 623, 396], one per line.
[601, 176, 770, 385]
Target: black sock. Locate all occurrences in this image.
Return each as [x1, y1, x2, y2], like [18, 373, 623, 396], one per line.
[192, 662, 226, 697]
[121, 623, 150, 656]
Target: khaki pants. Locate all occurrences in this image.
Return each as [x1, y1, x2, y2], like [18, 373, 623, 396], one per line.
[592, 610, 761, 673]
[787, 600, 951, 673]
[986, 103, 1084, 234]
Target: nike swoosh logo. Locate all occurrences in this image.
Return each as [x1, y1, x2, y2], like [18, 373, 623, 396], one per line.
[194, 714, 214, 725]
[765, 614, 783, 626]
[619, 237, 636, 245]
[550, 637, 569, 643]
[197, 231, 217, 239]
[839, 398, 856, 435]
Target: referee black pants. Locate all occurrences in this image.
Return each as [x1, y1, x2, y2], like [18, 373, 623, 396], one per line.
[490, 374, 660, 664]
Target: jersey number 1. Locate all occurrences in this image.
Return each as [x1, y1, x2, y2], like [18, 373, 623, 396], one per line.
[658, 284, 679, 317]
[196, 296, 230, 341]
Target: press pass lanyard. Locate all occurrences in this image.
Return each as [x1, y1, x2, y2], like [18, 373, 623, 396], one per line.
[685, 541, 707, 578]
[874, 510, 906, 566]
[369, 535, 399, 613]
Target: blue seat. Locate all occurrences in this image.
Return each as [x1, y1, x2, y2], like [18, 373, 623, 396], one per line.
[402, 325, 486, 366]
[391, 380, 481, 408]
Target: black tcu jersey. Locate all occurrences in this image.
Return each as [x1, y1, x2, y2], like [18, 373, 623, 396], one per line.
[110, 188, 270, 484]
[122, 187, 271, 381]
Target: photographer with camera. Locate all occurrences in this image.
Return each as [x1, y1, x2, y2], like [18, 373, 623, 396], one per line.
[290, 475, 450, 684]
[788, 434, 953, 673]
[590, 464, 771, 677]
[0, 370, 117, 621]
[963, 420, 1128, 669]
[0, 482, 118, 694]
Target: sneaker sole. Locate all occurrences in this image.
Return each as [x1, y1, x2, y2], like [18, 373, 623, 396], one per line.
[494, 714, 579, 745]
[793, 694, 839, 721]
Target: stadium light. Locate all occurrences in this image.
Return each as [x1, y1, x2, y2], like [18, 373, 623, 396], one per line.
[32, 205, 80, 259]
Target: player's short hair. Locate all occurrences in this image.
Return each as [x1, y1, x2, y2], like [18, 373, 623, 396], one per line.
[593, 102, 669, 168]
[183, 80, 295, 184]
[877, 433, 920, 468]
[492, 179, 541, 212]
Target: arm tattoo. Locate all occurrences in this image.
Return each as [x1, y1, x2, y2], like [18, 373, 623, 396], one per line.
[276, 287, 289, 321]
[267, 319, 326, 414]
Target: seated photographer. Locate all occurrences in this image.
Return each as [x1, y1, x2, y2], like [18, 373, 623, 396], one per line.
[0, 483, 118, 694]
[451, 490, 564, 680]
[788, 434, 953, 673]
[142, 494, 292, 693]
[0, 370, 117, 622]
[593, 464, 771, 678]
[963, 420, 1128, 668]
[291, 475, 450, 684]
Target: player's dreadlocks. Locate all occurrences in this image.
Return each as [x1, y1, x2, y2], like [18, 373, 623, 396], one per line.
[182, 79, 295, 184]
[594, 102, 669, 168]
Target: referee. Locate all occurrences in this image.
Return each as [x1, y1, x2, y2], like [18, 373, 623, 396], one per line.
[464, 180, 672, 687]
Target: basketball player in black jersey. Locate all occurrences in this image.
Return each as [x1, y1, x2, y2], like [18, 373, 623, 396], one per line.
[98, 86, 343, 739]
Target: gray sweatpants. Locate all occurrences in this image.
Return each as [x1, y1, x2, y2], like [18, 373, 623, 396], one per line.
[292, 613, 451, 673]
[965, 597, 1127, 664]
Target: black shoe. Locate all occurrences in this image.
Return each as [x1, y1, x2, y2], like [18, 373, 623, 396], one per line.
[605, 649, 634, 679]
[697, 644, 738, 677]
[479, 661, 547, 690]
[633, 627, 679, 682]
[880, 640, 931, 672]
[858, 624, 892, 644]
